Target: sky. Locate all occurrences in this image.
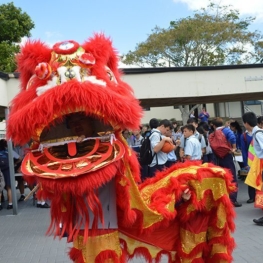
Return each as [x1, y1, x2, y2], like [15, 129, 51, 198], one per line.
[1, 0, 263, 56]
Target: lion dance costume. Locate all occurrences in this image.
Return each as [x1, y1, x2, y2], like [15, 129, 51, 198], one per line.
[7, 34, 236, 263]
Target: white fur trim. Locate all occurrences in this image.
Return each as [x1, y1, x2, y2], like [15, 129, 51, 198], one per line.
[71, 66, 81, 82]
[83, 76, 106, 86]
[36, 76, 58, 96]
[57, 66, 68, 83]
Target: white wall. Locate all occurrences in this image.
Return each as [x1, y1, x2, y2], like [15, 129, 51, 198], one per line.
[0, 79, 8, 107]
[247, 105, 262, 116]
[141, 106, 181, 124]
[0, 121, 6, 138]
[6, 78, 20, 103]
[1, 66, 263, 124]
[122, 67, 263, 99]
[218, 102, 243, 118]
[141, 103, 216, 124]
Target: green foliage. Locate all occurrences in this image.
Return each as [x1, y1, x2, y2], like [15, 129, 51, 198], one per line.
[0, 2, 34, 72]
[122, 1, 263, 67]
[0, 42, 20, 72]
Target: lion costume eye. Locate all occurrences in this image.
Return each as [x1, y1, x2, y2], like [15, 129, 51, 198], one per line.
[105, 66, 117, 84]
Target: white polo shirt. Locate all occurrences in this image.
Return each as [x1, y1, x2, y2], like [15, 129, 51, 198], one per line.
[184, 135, 202, 160]
[149, 129, 167, 167]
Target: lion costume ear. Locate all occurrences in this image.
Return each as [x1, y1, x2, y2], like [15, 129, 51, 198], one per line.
[17, 40, 52, 90]
[82, 33, 120, 78]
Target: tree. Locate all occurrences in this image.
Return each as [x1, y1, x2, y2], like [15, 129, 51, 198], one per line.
[0, 2, 34, 72]
[179, 104, 200, 125]
[121, 1, 263, 123]
[122, 2, 263, 67]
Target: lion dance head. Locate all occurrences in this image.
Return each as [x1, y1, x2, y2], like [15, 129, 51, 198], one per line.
[8, 34, 142, 182]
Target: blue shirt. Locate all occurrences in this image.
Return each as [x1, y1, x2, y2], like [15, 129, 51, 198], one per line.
[234, 131, 242, 150]
[218, 127, 236, 145]
[198, 112, 210, 122]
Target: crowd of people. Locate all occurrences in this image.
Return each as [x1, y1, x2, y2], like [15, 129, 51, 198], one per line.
[122, 110, 263, 225]
[0, 139, 50, 211]
[2, 109, 263, 227]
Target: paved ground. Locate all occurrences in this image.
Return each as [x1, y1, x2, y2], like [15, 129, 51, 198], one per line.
[0, 177, 262, 263]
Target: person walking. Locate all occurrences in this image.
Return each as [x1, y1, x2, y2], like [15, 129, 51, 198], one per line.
[242, 112, 263, 225]
[148, 119, 174, 177]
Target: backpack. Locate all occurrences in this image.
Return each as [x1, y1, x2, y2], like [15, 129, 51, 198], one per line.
[139, 131, 160, 165]
[208, 128, 231, 158]
[0, 152, 9, 171]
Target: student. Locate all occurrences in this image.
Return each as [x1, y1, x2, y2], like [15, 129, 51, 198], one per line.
[140, 118, 159, 180]
[242, 112, 263, 225]
[179, 118, 206, 158]
[210, 117, 242, 207]
[166, 124, 180, 167]
[230, 120, 243, 152]
[197, 124, 214, 163]
[198, 107, 210, 122]
[183, 124, 202, 160]
[0, 139, 21, 210]
[148, 119, 174, 177]
[240, 128, 255, 203]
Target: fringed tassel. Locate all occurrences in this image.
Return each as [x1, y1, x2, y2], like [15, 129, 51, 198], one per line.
[68, 247, 85, 263]
[37, 162, 120, 242]
[95, 250, 122, 263]
[155, 251, 174, 263]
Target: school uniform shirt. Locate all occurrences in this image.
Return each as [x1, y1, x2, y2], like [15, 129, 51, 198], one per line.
[167, 147, 177, 162]
[180, 131, 206, 149]
[149, 128, 167, 167]
[252, 126, 263, 158]
[172, 131, 182, 141]
[184, 135, 202, 160]
[133, 135, 143, 146]
[205, 140, 213, 155]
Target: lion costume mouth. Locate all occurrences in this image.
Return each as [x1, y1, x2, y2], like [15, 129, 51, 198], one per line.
[8, 35, 142, 179]
[21, 112, 125, 179]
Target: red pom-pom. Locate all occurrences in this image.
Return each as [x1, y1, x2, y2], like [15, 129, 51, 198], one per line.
[79, 52, 95, 66]
[53, 40, 79, 55]
[35, 62, 51, 79]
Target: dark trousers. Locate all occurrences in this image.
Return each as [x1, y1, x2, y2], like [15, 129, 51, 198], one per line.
[217, 153, 238, 203]
[140, 164, 149, 181]
[248, 185, 256, 200]
[148, 164, 166, 178]
[203, 153, 215, 164]
[165, 160, 177, 168]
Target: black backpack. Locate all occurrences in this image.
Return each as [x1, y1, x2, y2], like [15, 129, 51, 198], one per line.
[139, 131, 160, 165]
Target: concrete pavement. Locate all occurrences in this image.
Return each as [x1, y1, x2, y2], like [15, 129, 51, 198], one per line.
[0, 178, 262, 263]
